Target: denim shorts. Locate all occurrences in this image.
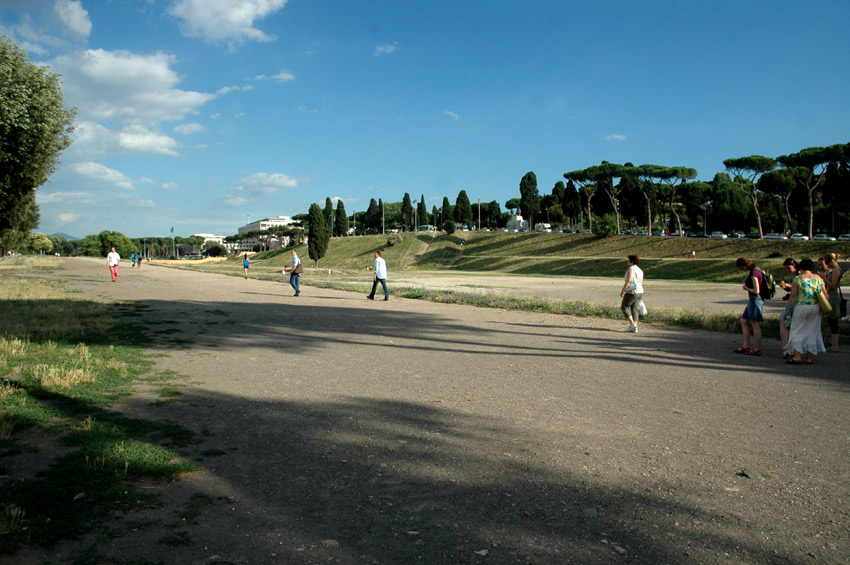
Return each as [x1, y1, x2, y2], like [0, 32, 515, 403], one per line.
[742, 295, 764, 323]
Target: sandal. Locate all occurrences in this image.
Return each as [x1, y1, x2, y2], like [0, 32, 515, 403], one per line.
[786, 358, 801, 365]
[745, 349, 761, 356]
[734, 346, 750, 354]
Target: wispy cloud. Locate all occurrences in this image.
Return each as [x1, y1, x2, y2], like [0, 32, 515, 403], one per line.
[174, 122, 205, 135]
[374, 42, 398, 56]
[444, 110, 459, 121]
[73, 162, 135, 190]
[55, 0, 91, 41]
[236, 172, 298, 195]
[606, 134, 626, 141]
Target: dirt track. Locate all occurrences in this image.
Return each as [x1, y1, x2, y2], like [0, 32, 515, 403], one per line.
[11, 257, 850, 564]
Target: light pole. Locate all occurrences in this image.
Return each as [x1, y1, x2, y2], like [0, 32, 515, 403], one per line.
[413, 200, 418, 232]
[701, 200, 712, 236]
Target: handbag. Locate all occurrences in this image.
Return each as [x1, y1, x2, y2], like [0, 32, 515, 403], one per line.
[293, 263, 303, 275]
[639, 300, 648, 316]
[817, 282, 832, 314]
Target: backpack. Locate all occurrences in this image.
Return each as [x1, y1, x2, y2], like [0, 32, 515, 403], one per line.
[754, 267, 775, 300]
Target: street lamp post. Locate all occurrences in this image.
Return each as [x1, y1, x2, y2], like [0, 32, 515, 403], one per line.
[702, 200, 712, 237]
[413, 200, 418, 232]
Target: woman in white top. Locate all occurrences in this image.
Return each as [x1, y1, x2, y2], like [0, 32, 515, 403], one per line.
[619, 254, 644, 333]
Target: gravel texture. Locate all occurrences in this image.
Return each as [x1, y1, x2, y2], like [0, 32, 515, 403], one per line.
[7, 257, 849, 565]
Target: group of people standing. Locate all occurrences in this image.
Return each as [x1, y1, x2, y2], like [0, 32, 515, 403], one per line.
[737, 253, 843, 364]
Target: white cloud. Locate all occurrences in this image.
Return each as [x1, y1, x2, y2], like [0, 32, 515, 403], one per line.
[54, 0, 91, 41]
[118, 124, 180, 156]
[237, 172, 297, 195]
[72, 162, 135, 190]
[606, 134, 627, 141]
[295, 105, 318, 114]
[217, 84, 254, 95]
[58, 212, 78, 224]
[38, 191, 96, 205]
[174, 122, 205, 135]
[49, 49, 216, 123]
[224, 196, 250, 206]
[374, 43, 398, 56]
[168, 0, 289, 44]
[444, 110, 459, 121]
[272, 70, 295, 82]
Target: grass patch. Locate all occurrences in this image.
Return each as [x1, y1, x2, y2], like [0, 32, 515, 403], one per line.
[0, 265, 200, 555]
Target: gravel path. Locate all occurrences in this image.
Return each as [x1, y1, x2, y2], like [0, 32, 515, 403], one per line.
[13, 257, 850, 564]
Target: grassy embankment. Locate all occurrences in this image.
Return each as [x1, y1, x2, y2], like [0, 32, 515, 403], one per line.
[0, 256, 197, 554]
[167, 232, 849, 336]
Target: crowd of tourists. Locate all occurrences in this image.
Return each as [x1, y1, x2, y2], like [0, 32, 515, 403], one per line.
[734, 253, 844, 365]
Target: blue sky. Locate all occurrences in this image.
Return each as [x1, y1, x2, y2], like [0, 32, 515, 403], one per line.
[3, 0, 849, 239]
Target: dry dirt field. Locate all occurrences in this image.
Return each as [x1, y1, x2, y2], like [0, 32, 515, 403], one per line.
[6, 257, 849, 564]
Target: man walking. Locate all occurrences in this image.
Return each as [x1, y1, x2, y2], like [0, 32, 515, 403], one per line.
[107, 246, 120, 282]
[367, 251, 389, 301]
[289, 249, 302, 296]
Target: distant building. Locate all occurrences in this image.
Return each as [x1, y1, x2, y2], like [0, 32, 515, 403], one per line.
[238, 216, 294, 234]
[506, 214, 528, 232]
[193, 233, 226, 245]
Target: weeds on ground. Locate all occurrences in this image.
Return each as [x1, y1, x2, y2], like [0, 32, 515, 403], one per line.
[0, 270, 197, 555]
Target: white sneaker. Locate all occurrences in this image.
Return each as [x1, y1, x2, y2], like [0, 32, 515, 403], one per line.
[628, 325, 638, 333]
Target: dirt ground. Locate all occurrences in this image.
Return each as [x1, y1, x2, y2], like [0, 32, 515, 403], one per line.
[6, 257, 850, 564]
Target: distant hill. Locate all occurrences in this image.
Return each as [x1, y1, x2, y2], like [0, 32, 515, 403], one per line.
[52, 232, 80, 241]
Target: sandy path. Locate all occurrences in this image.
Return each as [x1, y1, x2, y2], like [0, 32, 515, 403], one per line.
[14, 257, 850, 565]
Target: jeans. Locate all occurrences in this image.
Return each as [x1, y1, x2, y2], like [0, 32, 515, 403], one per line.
[289, 273, 300, 294]
[369, 278, 388, 299]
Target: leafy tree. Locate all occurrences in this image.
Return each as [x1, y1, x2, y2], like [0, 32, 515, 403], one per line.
[564, 169, 596, 232]
[442, 220, 456, 234]
[660, 166, 697, 236]
[777, 143, 849, 238]
[723, 155, 776, 238]
[364, 198, 380, 234]
[323, 197, 334, 237]
[335, 199, 349, 237]
[401, 193, 413, 231]
[758, 168, 799, 232]
[0, 36, 76, 253]
[589, 161, 629, 234]
[518, 172, 540, 225]
[417, 194, 429, 226]
[29, 232, 53, 254]
[0, 191, 39, 253]
[505, 198, 521, 213]
[307, 203, 328, 265]
[561, 180, 581, 229]
[203, 241, 227, 257]
[431, 205, 440, 227]
[441, 196, 453, 224]
[455, 190, 473, 228]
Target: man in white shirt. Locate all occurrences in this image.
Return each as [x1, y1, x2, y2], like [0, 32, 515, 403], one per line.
[106, 247, 120, 282]
[367, 251, 388, 301]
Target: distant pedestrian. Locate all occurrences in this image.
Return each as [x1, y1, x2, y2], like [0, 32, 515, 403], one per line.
[367, 251, 389, 301]
[243, 254, 250, 279]
[130, 252, 136, 268]
[735, 257, 764, 356]
[289, 249, 302, 296]
[779, 258, 799, 354]
[107, 247, 120, 282]
[619, 254, 644, 332]
[137, 250, 142, 268]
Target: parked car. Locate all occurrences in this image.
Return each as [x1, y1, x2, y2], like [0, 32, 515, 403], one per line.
[651, 230, 666, 236]
[838, 234, 850, 241]
[813, 234, 836, 241]
[746, 232, 761, 239]
[764, 233, 787, 240]
[790, 233, 809, 241]
[633, 229, 649, 236]
[709, 231, 727, 239]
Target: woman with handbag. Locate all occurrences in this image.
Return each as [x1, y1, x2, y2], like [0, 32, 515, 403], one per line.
[619, 254, 644, 333]
[289, 249, 302, 296]
[785, 258, 828, 364]
[821, 253, 843, 352]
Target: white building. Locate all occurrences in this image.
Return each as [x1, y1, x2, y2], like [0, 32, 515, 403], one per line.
[506, 214, 529, 232]
[238, 216, 294, 234]
[193, 233, 226, 245]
